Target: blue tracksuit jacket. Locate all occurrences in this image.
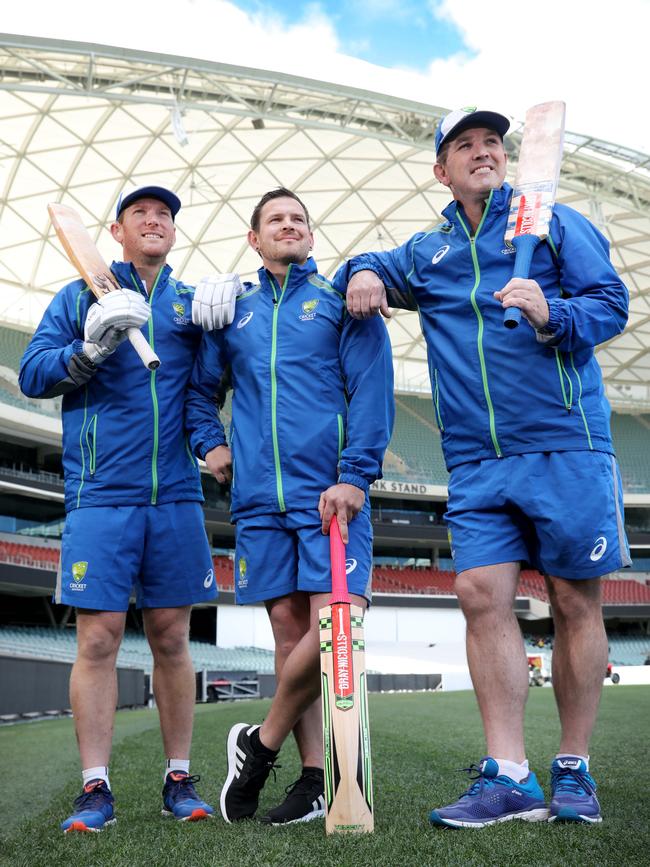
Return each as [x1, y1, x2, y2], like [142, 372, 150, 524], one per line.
[334, 183, 629, 471]
[19, 262, 204, 511]
[185, 258, 394, 520]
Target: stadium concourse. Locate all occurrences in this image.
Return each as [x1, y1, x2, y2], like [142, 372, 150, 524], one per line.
[1, 35, 650, 717]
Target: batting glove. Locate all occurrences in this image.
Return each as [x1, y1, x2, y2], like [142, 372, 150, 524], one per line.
[83, 288, 151, 364]
[192, 273, 243, 330]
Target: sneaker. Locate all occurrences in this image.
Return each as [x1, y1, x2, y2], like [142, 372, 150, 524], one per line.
[60, 779, 116, 833]
[220, 723, 280, 823]
[429, 757, 549, 829]
[162, 771, 214, 821]
[259, 767, 325, 825]
[549, 756, 602, 824]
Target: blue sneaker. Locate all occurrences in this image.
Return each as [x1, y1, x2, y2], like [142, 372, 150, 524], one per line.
[549, 757, 602, 824]
[61, 779, 116, 833]
[162, 771, 214, 821]
[429, 757, 549, 828]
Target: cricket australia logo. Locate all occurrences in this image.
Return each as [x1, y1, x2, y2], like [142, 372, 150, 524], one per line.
[299, 299, 319, 321]
[70, 560, 88, 592]
[172, 302, 189, 325]
[238, 557, 248, 588]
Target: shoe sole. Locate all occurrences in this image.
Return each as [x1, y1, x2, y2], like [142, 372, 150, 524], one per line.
[260, 808, 325, 826]
[63, 818, 116, 834]
[549, 811, 602, 824]
[161, 808, 213, 821]
[430, 807, 549, 829]
[221, 722, 253, 824]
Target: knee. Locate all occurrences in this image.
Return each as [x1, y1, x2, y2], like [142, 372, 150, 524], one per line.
[455, 573, 495, 620]
[149, 626, 189, 662]
[77, 626, 122, 664]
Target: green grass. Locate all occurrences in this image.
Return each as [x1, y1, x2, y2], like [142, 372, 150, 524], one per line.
[1, 688, 649, 866]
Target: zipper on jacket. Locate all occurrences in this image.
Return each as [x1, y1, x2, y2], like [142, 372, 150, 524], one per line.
[76, 387, 90, 508]
[569, 353, 594, 449]
[433, 369, 445, 432]
[86, 414, 98, 475]
[457, 201, 502, 457]
[337, 413, 344, 460]
[270, 266, 292, 511]
[131, 268, 163, 505]
[554, 350, 573, 411]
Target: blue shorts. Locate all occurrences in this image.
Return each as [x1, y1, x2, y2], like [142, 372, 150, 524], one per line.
[445, 451, 631, 580]
[233, 504, 373, 604]
[56, 502, 217, 610]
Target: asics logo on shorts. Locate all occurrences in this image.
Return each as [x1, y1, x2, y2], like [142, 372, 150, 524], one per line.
[237, 312, 254, 329]
[203, 568, 214, 588]
[345, 558, 357, 574]
[589, 536, 607, 562]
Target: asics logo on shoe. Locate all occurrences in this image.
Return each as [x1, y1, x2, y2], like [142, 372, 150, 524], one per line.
[237, 312, 254, 329]
[204, 568, 214, 588]
[431, 245, 450, 265]
[557, 759, 581, 769]
[345, 558, 357, 574]
[589, 536, 607, 562]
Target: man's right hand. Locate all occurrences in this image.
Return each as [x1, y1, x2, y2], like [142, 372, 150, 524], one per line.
[346, 270, 391, 320]
[192, 273, 243, 330]
[204, 445, 233, 485]
[83, 289, 151, 364]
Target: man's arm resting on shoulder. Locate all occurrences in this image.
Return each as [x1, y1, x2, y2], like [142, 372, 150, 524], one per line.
[333, 245, 417, 320]
[192, 273, 244, 331]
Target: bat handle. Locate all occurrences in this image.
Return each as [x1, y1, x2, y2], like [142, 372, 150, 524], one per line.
[329, 516, 351, 604]
[503, 234, 542, 329]
[127, 328, 160, 370]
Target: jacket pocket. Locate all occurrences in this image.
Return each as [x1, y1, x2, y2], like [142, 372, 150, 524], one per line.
[433, 369, 445, 431]
[84, 414, 98, 475]
[554, 350, 573, 411]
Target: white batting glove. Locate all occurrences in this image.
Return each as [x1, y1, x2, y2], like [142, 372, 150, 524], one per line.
[83, 288, 151, 364]
[192, 273, 243, 330]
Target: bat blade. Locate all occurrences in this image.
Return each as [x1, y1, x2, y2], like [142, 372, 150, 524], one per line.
[503, 101, 566, 329]
[48, 203, 160, 369]
[319, 517, 373, 834]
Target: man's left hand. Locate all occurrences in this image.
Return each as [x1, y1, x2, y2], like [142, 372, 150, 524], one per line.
[494, 278, 550, 330]
[318, 483, 365, 543]
[192, 273, 243, 330]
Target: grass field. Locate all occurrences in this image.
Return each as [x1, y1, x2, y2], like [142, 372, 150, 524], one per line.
[1, 686, 648, 866]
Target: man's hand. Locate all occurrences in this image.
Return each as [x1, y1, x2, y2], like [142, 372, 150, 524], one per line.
[204, 445, 233, 485]
[494, 278, 550, 330]
[192, 273, 243, 330]
[83, 289, 151, 364]
[318, 483, 365, 543]
[347, 270, 392, 320]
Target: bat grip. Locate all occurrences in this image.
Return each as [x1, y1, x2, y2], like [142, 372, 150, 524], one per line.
[329, 516, 351, 604]
[503, 234, 542, 329]
[127, 328, 160, 370]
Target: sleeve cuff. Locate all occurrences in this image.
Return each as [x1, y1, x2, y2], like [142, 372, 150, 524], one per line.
[337, 472, 369, 493]
[199, 436, 227, 461]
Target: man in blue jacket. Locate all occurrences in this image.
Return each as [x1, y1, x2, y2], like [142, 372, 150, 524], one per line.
[20, 186, 221, 831]
[185, 187, 394, 825]
[335, 108, 631, 828]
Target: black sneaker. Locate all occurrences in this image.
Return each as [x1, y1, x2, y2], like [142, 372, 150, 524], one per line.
[220, 723, 279, 822]
[259, 767, 325, 825]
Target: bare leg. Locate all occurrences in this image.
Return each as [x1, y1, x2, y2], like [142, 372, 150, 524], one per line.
[70, 609, 126, 768]
[260, 592, 366, 752]
[456, 563, 528, 762]
[266, 594, 323, 767]
[545, 575, 607, 756]
[143, 606, 195, 759]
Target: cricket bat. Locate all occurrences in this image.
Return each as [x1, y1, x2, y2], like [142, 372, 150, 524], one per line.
[503, 100, 566, 328]
[319, 516, 373, 834]
[48, 203, 160, 369]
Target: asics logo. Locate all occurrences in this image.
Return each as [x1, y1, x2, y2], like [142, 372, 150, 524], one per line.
[237, 312, 254, 329]
[345, 558, 357, 574]
[589, 536, 607, 562]
[431, 245, 450, 265]
[203, 568, 214, 589]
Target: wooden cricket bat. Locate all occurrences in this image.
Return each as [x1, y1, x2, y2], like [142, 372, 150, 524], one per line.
[319, 516, 373, 834]
[48, 203, 160, 369]
[503, 100, 566, 328]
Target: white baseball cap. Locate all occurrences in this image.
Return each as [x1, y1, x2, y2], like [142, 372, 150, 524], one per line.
[435, 107, 510, 154]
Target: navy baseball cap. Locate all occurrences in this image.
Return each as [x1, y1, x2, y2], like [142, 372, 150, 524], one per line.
[435, 107, 510, 155]
[115, 185, 181, 220]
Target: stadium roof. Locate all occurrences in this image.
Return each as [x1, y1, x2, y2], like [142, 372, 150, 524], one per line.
[1, 34, 649, 406]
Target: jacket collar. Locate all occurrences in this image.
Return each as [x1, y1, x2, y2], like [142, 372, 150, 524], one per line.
[442, 182, 512, 226]
[259, 256, 318, 293]
[110, 261, 173, 294]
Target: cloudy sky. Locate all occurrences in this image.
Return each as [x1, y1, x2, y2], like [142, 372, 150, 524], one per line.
[3, 0, 648, 154]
